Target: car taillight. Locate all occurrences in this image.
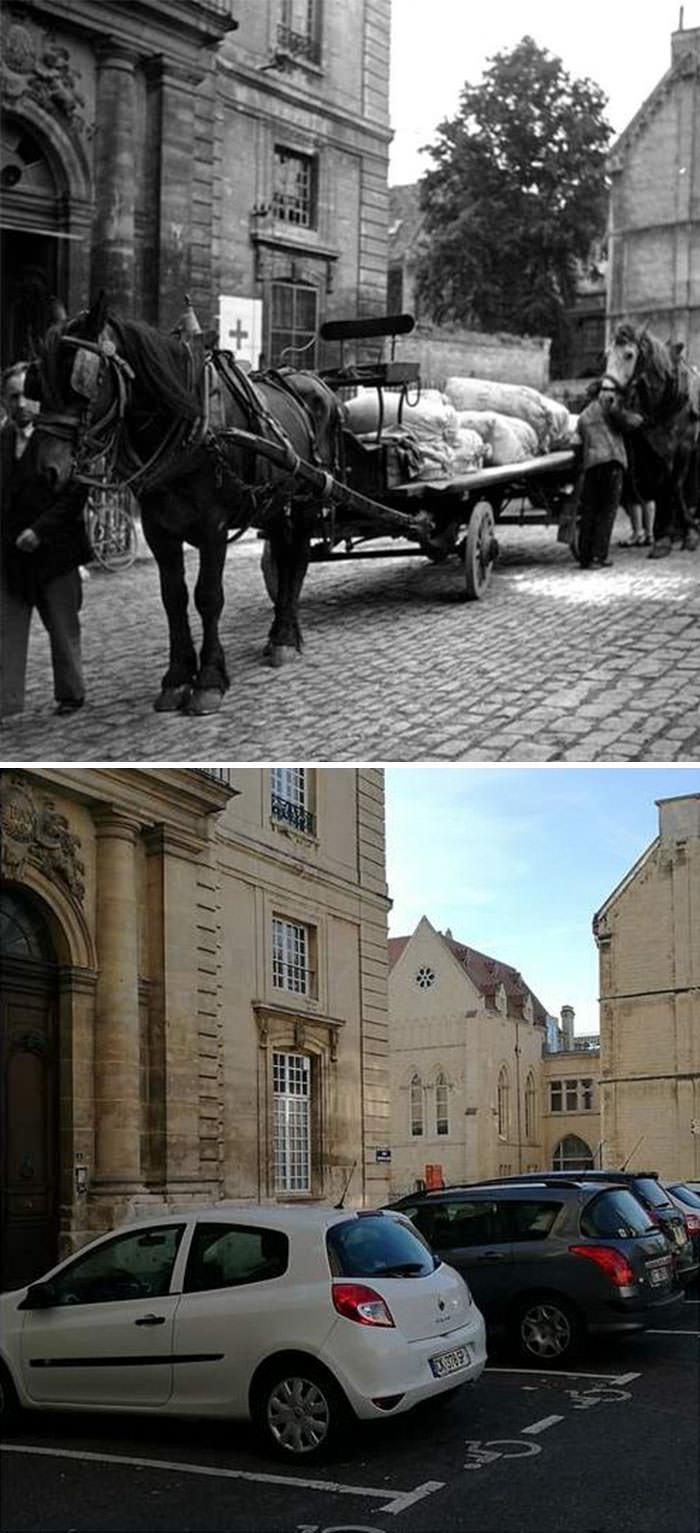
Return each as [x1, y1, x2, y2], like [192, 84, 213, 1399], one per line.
[684, 1213, 700, 1235]
[332, 1282, 395, 1327]
[569, 1245, 635, 1287]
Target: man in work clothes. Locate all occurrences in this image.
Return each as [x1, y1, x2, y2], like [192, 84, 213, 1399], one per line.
[576, 380, 643, 568]
[1, 361, 92, 717]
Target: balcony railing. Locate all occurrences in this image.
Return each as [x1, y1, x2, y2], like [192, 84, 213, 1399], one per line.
[195, 768, 236, 786]
[276, 22, 321, 64]
[271, 793, 316, 836]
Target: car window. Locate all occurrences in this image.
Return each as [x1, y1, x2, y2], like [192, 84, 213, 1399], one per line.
[629, 1177, 673, 1210]
[327, 1214, 435, 1277]
[667, 1183, 700, 1210]
[184, 1223, 289, 1292]
[580, 1189, 656, 1239]
[412, 1199, 508, 1250]
[48, 1225, 185, 1306]
[507, 1200, 562, 1241]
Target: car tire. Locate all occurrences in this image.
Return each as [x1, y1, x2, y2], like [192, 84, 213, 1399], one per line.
[251, 1357, 351, 1462]
[0, 1363, 20, 1434]
[511, 1294, 583, 1366]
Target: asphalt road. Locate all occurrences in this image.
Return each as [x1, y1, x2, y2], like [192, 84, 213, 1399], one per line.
[2, 514, 700, 763]
[2, 1293, 698, 1533]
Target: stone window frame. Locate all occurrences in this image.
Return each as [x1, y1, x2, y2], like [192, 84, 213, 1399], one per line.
[409, 1071, 424, 1137]
[524, 1069, 537, 1141]
[497, 1064, 510, 1140]
[253, 1000, 343, 1201]
[434, 1070, 449, 1137]
[269, 766, 317, 839]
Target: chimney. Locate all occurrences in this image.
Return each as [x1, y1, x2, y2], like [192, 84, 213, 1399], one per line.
[657, 794, 700, 843]
[560, 1005, 575, 1050]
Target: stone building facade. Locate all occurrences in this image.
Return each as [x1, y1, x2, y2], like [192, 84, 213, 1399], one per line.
[0, 0, 391, 366]
[0, 766, 390, 1289]
[594, 793, 700, 1180]
[607, 20, 700, 361]
[387, 917, 600, 1195]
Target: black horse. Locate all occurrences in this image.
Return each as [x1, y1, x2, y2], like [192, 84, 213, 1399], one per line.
[604, 323, 700, 557]
[27, 293, 344, 714]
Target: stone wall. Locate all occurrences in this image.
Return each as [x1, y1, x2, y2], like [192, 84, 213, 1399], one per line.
[398, 324, 551, 392]
[594, 795, 700, 1179]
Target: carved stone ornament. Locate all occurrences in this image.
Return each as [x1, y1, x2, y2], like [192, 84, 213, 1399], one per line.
[0, 773, 86, 904]
[1, 12, 87, 131]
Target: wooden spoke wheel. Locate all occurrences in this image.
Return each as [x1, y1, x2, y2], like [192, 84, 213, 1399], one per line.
[464, 500, 498, 599]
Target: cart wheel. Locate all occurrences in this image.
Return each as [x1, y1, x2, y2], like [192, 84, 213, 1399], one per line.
[261, 541, 279, 603]
[464, 501, 498, 599]
[86, 490, 138, 571]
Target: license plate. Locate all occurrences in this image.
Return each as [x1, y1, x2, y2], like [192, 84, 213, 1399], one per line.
[430, 1346, 469, 1378]
[648, 1263, 670, 1286]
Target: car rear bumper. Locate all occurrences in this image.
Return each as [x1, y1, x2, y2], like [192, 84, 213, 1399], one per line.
[586, 1284, 685, 1335]
[323, 1305, 487, 1420]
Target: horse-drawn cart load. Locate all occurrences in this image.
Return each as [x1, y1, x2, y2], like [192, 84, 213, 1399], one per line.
[25, 298, 582, 715]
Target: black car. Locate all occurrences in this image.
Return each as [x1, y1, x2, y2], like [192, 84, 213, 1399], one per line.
[662, 1181, 700, 1271]
[387, 1178, 684, 1364]
[472, 1170, 698, 1288]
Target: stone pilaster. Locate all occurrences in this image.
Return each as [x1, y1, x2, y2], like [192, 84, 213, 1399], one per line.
[92, 811, 144, 1193]
[144, 57, 203, 324]
[92, 44, 139, 312]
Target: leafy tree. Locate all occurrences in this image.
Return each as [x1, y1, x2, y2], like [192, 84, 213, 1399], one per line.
[415, 37, 613, 374]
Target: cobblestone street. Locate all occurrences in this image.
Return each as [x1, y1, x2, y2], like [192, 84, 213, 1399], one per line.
[2, 517, 700, 763]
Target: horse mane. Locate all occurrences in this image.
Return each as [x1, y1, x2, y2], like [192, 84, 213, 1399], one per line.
[613, 322, 675, 389]
[104, 311, 200, 423]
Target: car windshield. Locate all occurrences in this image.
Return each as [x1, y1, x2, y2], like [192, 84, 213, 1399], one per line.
[667, 1183, 700, 1210]
[580, 1188, 657, 1239]
[327, 1214, 436, 1278]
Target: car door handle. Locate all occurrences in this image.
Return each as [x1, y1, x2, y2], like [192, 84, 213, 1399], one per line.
[134, 1314, 166, 1326]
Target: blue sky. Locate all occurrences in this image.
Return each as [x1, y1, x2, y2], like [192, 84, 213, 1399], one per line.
[390, 0, 697, 184]
[384, 766, 700, 1034]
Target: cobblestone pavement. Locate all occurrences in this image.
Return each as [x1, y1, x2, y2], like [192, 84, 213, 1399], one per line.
[2, 516, 700, 763]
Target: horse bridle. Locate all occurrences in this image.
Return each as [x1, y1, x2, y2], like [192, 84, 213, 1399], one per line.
[32, 334, 135, 487]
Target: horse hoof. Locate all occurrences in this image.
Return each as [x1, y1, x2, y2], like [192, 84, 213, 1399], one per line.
[153, 685, 191, 712]
[186, 688, 224, 716]
[265, 645, 300, 669]
[648, 540, 672, 560]
[683, 531, 700, 551]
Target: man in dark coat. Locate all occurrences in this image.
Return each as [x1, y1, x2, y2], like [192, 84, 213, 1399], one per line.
[1, 361, 92, 717]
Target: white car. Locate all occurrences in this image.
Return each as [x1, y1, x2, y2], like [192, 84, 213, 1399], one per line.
[0, 1204, 486, 1461]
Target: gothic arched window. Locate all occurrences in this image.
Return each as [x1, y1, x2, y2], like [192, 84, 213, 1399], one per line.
[497, 1065, 510, 1139]
[410, 1072, 423, 1137]
[435, 1072, 449, 1136]
[552, 1134, 594, 1171]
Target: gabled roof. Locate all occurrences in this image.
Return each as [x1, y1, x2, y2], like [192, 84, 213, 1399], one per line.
[388, 921, 548, 1027]
[607, 44, 699, 171]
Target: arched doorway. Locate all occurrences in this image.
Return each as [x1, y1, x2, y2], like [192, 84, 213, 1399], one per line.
[552, 1134, 594, 1172]
[1, 115, 67, 363]
[0, 886, 60, 1289]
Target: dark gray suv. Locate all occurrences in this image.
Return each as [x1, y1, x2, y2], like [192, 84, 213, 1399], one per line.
[387, 1178, 684, 1364]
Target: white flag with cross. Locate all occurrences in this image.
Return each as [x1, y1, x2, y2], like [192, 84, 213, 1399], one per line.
[218, 296, 263, 368]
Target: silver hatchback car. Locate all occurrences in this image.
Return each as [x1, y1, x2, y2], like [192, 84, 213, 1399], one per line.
[0, 1203, 486, 1461]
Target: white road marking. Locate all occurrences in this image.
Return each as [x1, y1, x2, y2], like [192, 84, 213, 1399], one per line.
[0, 1445, 443, 1511]
[382, 1480, 446, 1515]
[645, 1328, 700, 1336]
[521, 1415, 564, 1434]
[487, 1367, 635, 1380]
[613, 1373, 642, 1385]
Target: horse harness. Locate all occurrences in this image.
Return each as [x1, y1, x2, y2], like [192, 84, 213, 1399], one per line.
[34, 328, 338, 525]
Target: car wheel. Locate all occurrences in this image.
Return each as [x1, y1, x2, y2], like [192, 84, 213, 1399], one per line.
[512, 1295, 582, 1365]
[0, 1363, 20, 1434]
[252, 1359, 349, 1462]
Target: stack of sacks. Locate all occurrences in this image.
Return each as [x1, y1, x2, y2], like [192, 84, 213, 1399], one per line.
[452, 426, 491, 473]
[345, 388, 461, 478]
[454, 409, 538, 466]
[445, 378, 575, 455]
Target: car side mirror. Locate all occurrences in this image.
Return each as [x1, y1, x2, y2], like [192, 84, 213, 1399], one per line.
[17, 1280, 57, 1310]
